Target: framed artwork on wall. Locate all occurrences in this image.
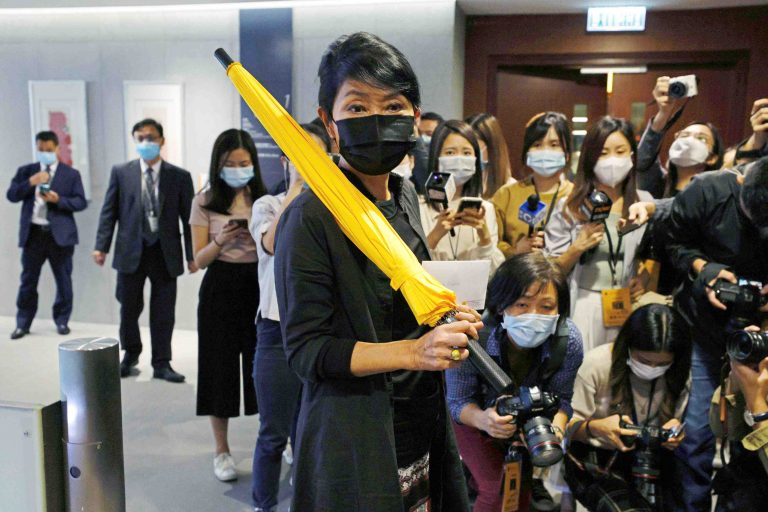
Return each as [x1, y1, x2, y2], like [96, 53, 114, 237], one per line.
[28, 80, 91, 199]
[123, 82, 184, 166]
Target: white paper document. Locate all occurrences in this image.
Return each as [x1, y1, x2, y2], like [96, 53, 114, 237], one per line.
[421, 260, 491, 310]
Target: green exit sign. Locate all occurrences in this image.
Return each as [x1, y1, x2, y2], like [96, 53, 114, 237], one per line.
[587, 6, 647, 32]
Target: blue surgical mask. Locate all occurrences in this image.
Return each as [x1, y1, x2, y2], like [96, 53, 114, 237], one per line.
[526, 150, 566, 177]
[220, 166, 254, 188]
[36, 151, 57, 167]
[136, 141, 161, 162]
[502, 312, 559, 349]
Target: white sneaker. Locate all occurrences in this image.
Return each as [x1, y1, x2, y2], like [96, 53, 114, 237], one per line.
[282, 443, 294, 465]
[213, 453, 237, 482]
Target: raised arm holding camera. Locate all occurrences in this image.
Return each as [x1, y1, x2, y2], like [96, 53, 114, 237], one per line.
[565, 304, 690, 512]
[665, 155, 768, 511]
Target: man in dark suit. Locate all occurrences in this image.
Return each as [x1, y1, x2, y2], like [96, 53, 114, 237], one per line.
[7, 131, 87, 339]
[93, 119, 197, 383]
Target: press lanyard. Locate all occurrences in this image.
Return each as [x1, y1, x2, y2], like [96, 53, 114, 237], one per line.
[630, 378, 658, 426]
[532, 180, 561, 229]
[604, 220, 624, 287]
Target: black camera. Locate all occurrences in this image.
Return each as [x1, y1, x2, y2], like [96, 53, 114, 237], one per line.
[727, 330, 768, 365]
[619, 420, 679, 509]
[496, 386, 562, 467]
[579, 189, 612, 223]
[712, 278, 767, 322]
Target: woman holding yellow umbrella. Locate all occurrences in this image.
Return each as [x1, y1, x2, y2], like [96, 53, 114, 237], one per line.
[271, 33, 481, 512]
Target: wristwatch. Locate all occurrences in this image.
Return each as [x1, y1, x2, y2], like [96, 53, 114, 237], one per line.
[743, 408, 768, 427]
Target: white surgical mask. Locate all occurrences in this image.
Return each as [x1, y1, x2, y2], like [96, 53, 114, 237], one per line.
[439, 155, 476, 186]
[420, 134, 432, 145]
[594, 156, 633, 187]
[627, 356, 672, 381]
[391, 161, 413, 180]
[502, 313, 559, 349]
[669, 137, 709, 167]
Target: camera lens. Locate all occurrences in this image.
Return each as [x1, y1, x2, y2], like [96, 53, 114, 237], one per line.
[668, 81, 688, 99]
[727, 330, 768, 365]
[522, 416, 563, 467]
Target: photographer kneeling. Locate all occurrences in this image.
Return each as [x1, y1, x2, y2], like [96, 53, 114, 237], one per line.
[565, 304, 690, 512]
[446, 252, 584, 511]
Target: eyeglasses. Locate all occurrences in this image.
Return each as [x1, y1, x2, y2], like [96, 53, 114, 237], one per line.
[675, 130, 712, 147]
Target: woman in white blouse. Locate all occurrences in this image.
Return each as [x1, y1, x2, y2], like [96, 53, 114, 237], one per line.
[418, 119, 504, 273]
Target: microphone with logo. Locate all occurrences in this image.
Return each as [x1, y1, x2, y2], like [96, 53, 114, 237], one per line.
[426, 171, 457, 237]
[518, 194, 547, 237]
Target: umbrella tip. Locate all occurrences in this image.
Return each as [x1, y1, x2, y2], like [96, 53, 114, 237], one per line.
[214, 48, 234, 70]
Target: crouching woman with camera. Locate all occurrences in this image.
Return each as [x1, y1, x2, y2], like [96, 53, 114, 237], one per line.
[565, 304, 690, 512]
[446, 252, 584, 511]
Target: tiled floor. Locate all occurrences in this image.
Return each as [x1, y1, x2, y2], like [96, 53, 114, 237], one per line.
[0, 316, 291, 512]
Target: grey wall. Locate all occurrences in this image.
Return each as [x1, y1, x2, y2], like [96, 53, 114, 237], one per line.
[0, 3, 464, 331]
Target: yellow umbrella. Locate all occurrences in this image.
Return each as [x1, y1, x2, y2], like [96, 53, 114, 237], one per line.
[214, 49, 456, 327]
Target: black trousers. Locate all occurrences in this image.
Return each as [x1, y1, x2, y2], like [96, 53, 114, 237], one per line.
[16, 225, 74, 330]
[116, 242, 176, 368]
[196, 260, 258, 418]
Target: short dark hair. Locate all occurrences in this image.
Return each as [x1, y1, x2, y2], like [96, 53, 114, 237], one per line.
[741, 155, 768, 227]
[521, 112, 572, 168]
[203, 129, 266, 215]
[421, 112, 444, 123]
[302, 122, 332, 153]
[317, 32, 420, 117]
[427, 120, 483, 204]
[132, 118, 164, 139]
[35, 131, 59, 146]
[486, 252, 570, 323]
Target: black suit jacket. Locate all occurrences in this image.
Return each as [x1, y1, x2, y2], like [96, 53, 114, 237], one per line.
[6, 162, 87, 247]
[95, 159, 194, 277]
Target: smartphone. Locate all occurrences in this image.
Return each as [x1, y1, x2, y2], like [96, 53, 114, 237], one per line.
[617, 220, 643, 237]
[670, 422, 686, 438]
[228, 218, 248, 229]
[458, 197, 483, 213]
[39, 183, 51, 195]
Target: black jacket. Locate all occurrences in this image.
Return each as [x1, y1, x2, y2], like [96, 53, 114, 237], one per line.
[667, 171, 768, 354]
[7, 162, 87, 247]
[274, 172, 469, 511]
[94, 159, 194, 277]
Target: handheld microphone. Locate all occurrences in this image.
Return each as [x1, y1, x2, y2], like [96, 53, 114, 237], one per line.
[426, 171, 457, 236]
[518, 194, 547, 236]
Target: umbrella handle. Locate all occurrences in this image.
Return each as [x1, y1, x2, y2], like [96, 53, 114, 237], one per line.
[214, 48, 235, 70]
[438, 311, 513, 394]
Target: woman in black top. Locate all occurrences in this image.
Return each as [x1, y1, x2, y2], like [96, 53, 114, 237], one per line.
[274, 32, 481, 511]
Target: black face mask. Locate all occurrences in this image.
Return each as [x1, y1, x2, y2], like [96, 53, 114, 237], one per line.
[334, 114, 417, 176]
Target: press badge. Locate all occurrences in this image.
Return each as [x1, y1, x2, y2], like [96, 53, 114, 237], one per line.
[501, 454, 522, 511]
[148, 214, 159, 233]
[601, 287, 631, 327]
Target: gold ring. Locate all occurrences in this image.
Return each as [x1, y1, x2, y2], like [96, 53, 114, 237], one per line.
[450, 349, 461, 361]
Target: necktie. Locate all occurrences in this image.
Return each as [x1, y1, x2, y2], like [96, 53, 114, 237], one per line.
[143, 167, 160, 243]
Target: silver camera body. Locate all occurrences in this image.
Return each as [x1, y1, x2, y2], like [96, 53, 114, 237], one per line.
[669, 74, 698, 99]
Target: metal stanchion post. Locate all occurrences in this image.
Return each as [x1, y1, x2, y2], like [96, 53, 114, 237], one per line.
[59, 338, 126, 512]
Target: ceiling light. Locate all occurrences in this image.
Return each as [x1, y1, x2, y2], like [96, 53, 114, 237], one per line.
[580, 66, 648, 74]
